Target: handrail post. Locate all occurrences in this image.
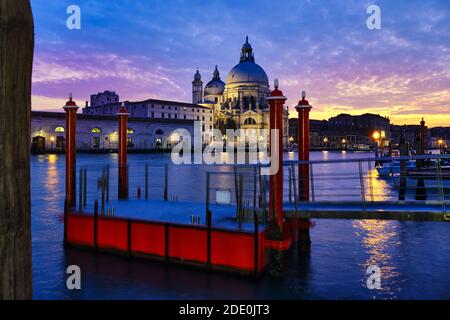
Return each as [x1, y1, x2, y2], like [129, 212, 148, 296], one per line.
[358, 160, 366, 211]
[78, 167, 83, 212]
[106, 165, 110, 203]
[164, 164, 168, 201]
[205, 172, 210, 217]
[145, 164, 149, 200]
[206, 205, 212, 270]
[254, 210, 259, 278]
[83, 167, 87, 208]
[288, 167, 292, 203]
[437, 159, 446, 212]
[367, 161, 374, 202]
[309, 163, 315, 202]
[94, 199, 98, 250]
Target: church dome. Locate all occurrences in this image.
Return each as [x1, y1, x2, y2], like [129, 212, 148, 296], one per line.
[226, 62, 268, 85]
[225, 37, 269, 85]
[204, 65, 225, 96]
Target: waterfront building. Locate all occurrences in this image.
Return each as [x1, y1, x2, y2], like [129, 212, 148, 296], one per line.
[289, 114, 391, 149]
[31, 110, 195, 153]
[82, 91, 213, 143]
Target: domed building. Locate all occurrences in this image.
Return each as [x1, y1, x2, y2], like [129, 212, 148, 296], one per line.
[193, 37, 289, 145]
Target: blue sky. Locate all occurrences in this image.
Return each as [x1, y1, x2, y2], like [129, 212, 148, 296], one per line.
[30, 0, 450, 126]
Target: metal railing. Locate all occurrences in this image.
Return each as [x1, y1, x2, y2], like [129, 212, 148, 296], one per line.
[71, 154, 450, 222]
[283, 154, 450, 212]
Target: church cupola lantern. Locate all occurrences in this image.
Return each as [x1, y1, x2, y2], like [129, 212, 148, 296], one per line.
[240, 36, 255, 63]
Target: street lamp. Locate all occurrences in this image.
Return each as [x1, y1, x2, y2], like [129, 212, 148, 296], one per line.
[438, 139, 445, 154]
[323, 137, 328, 149]
[341, 138, 347, 150]
[372, 131, 380, 141]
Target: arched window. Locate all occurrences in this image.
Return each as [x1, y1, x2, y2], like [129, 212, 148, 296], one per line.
[54, 126, 65, 133]
[244, 118, 257, 125]
[127, 128, 134, 134]
[155, 129, 164, 135]
[91, 127, 101, 133]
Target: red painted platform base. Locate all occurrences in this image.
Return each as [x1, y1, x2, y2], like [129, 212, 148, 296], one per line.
[65, 210, 267, 277]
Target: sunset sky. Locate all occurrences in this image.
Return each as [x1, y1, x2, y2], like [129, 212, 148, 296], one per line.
[30, 0, 450, 127]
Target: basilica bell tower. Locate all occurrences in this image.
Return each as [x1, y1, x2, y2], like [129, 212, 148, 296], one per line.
[192, 69, 203, 104]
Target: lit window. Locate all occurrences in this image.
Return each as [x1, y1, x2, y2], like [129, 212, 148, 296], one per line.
[127, 128, 134, 134]
[54, 126, 65, 133]
[91, 127, 101, 133]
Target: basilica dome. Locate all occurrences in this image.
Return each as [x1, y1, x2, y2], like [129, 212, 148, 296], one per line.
[225, 37, 269, 86]
[226, 62, 268, 85]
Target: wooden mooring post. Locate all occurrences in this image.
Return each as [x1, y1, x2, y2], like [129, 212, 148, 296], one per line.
[0, 0, 34, 298]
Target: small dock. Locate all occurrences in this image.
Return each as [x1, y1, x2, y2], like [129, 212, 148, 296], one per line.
[283, 201, 450, 222]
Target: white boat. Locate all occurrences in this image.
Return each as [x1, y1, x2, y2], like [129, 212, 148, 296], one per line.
[376, 160, 415, 177]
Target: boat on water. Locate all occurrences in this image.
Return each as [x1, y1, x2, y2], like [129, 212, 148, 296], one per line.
[375, 150, 416, 177]
[391, 166, 450, 191]
[376, 160, 416, 176]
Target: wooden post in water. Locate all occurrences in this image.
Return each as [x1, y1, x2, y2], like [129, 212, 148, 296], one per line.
[0, 0, 34, 299]
[399, 131, 408, 201]
[295, 91, 312, 252]
[416, 118, 427, 200]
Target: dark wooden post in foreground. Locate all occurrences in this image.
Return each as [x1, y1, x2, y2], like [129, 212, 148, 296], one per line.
[416, 118, 427, 200]
[118, 106, 129, 199]
[0, 0, 34, 299]
[295, 91, 313, 252]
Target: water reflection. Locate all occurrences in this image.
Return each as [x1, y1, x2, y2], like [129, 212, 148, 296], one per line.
[353, 220, 401, 298]
[44, 154, 59, 195]
[30, 152, 450, 299]
[368, 168, 392, 201]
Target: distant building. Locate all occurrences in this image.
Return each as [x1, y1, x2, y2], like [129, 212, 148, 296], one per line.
[90, 90, 119, 107]
[31, 111, 195, 153]
[328, 113, 391, 138]
[390, 124, 433, 150]
[82, 92, 213, 143]
[289, 113, 391, 149]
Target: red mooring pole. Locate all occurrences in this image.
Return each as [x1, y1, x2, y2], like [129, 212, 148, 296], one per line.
[118, 106, 129, 199]
[63, 95, 79, 208]
[267, 79, 287, 232]
[295, 91, 312, 252]
[295, 91, 312, 201]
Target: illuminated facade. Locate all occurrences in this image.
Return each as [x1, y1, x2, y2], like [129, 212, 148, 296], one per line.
[194, 37, 289, 145]
[30, 111, 195, 153]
